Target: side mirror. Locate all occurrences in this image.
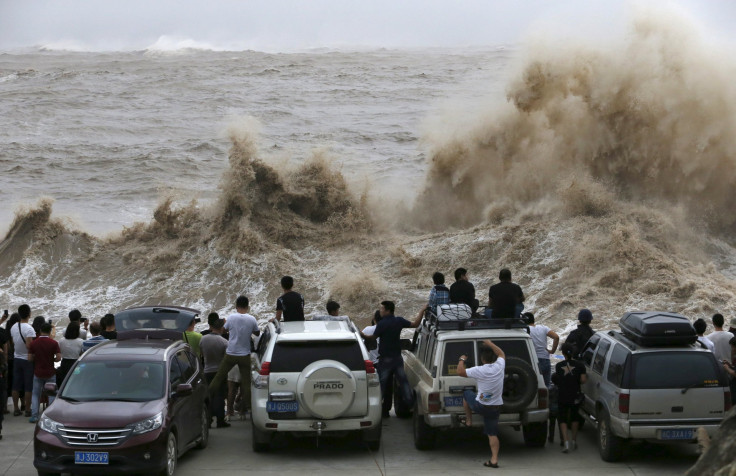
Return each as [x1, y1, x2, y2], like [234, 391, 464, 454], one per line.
[175, 383, 193, 396]
[44, 382, 58, 396]
[400, 338, 412, 351]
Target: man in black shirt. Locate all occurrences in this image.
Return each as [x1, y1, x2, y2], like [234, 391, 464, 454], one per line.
[565, 309, 595, 360]
[487, 268, 525, 319]
[274, 276, 305, 322]
[360, 301, 422, 417]
[449, 267, 479, 312]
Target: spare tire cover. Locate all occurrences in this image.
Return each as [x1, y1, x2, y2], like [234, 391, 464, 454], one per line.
[501, 356, 538, 413]
[297, 360, 356, 419]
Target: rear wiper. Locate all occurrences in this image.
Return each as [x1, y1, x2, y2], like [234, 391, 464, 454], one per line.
[681, 382, 703, 394]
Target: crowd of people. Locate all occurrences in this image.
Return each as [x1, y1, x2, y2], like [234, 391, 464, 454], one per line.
[2, 269, 736, 467]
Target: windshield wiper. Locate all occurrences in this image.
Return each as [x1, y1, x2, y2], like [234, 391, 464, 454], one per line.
[94, 398, 144, 402]
[681, 382, 703, 394]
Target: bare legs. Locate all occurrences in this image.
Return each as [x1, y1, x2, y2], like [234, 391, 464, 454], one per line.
[489, 435, 500, 465]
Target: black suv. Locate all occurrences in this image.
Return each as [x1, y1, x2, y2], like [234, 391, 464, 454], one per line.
[34, 306, 209, 476]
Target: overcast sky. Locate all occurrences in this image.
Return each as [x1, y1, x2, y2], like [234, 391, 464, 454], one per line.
[1, 0, 735, 51]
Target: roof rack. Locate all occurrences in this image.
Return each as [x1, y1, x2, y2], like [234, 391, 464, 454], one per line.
[311, 315, 358, 333]
[425, 306, 530, 332]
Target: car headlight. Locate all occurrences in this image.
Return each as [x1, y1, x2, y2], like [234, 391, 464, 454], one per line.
[39, 415, 64, 435]
[128, 412, 164, 435]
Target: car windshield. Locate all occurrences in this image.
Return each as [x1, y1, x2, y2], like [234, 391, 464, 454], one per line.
[60, 361, 166, 401]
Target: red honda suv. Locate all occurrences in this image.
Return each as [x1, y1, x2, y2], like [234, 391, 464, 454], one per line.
[33, 306, 209, 476]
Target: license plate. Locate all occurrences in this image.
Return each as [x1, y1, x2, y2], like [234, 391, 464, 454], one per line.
[75, 451, 109, 465]
[659, 429, 695, 440]
[444, 396, 464, 407]
[267, 401, 298, 412]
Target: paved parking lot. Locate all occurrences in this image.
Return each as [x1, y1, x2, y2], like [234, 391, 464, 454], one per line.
[0, 411, 698, 475]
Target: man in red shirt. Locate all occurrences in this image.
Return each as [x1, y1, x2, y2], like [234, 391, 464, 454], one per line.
[28, 323, 61, 423]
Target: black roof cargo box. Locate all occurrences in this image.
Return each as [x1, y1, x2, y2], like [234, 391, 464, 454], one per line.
[619, 311, 696, 347]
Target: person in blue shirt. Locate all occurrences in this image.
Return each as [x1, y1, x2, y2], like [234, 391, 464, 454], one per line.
[360, 301, 422, 418]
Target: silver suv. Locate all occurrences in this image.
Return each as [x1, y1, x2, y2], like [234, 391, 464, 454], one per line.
[250, 316, 382, 451]
[579, 312, 730, 462]
[403, 306, 549, 450]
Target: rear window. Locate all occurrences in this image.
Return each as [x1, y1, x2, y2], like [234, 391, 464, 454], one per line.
[271, 341, 365, 372]
[480, 339, 533, 365]
[630, 352, 723, 389]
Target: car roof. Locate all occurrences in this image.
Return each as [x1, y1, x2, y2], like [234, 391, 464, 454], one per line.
[277, 320, 357, 341]
[435, 328, 532, 341]
[81, 339, 179, 362]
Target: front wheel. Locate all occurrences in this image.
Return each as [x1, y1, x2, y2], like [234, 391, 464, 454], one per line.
[159, 432, 177, 476]
[598, 410, 624, 462]
[413, 401, 436, 450]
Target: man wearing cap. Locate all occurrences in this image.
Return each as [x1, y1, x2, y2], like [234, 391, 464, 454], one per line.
[728, 317, 736, 338]
[564, 309, 595, 360]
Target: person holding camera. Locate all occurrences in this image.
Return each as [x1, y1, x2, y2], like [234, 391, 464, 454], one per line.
[10, 304, 34, 417]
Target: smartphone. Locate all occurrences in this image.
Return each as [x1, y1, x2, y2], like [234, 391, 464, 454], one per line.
[48, 318, 53, 325]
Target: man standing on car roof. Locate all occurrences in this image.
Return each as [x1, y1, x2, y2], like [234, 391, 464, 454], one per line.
[457, 339, 505, 468]
[360, 301, 422, 418]
[564, 309, 595, 360]
[272, 276, 305, 322]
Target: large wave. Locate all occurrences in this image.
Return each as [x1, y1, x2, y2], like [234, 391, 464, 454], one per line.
[2, 11, 736, 334]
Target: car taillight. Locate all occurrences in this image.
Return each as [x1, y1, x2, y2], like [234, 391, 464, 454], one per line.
[725, 391, 732, 412]
[618, 393, 630, 414]
[428, 392, 441, 413]
[255, 362, 270, 389]
[537, 387, 548, 409]
[365, 360, 380, 387]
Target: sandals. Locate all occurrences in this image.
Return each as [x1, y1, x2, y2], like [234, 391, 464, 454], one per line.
[483, 460, 499, 468]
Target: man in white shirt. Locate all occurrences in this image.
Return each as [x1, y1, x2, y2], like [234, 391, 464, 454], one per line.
[693, 318, 715, 352]
[10, 304, 35, 417]
[707, 314, 733, 362]
[457, 339, 505, 469]
[208, 296, 260, 416]
[361, 310, 381, 364]
[525, 312, 559, 388]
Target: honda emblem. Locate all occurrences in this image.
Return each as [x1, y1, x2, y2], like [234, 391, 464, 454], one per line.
[86, 433, 99, 444]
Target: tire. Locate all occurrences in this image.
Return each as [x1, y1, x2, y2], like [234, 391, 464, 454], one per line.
[362, 425, 382, 451]
[159, 432, 177, 476]
[501, 357, 538, 413]
[37, 472, 61, 476]
[196, 405, 210, 449]
[393, 377, 412, 419]
[598, 410, 624, 462]
[522, 421, 547, 448]
[412, 400, 436, 450]
[251, 422, 271, 453]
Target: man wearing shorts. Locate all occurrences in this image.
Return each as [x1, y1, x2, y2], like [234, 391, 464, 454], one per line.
[457, 339, 505, 468]
[10, 304, 34, 417]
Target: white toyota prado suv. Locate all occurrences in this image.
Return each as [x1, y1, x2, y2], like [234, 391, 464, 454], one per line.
[250, 316, 382, 451]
